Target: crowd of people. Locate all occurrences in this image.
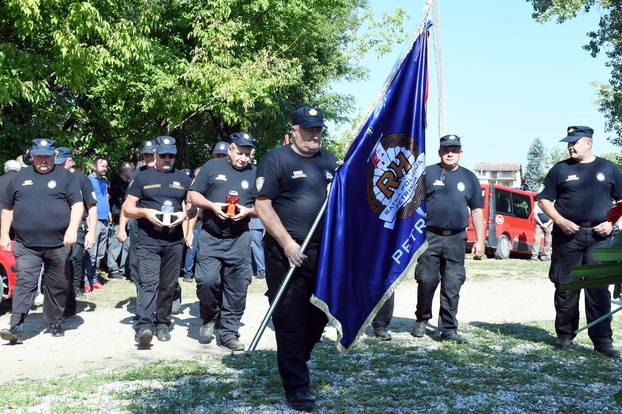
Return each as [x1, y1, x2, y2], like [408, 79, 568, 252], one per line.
[0, 110, 621, 411]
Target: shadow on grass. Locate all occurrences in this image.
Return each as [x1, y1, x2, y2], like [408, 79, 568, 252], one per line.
[470, 321, 555, 345]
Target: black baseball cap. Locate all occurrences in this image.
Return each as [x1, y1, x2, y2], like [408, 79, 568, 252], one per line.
[561, 126, 594, 143]
[229, 132, 255, 148]
[439, 134, 461, 147]
[292, 105, 326, 129]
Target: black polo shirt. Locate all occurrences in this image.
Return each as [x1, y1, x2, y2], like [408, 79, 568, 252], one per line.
[189, 157, 255, 238]
[109, 175, 129, 224]
[127, 167, 191, 246]
[424, 163, 483, 231]
[255, 145, 337, 242]
[1, 166, 82, 247]
[537, 156, 622, 224]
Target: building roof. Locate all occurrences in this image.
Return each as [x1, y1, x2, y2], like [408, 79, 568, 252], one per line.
[472, 162, 521, 171]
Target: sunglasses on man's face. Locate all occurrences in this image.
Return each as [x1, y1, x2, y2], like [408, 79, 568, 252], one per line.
[158, 153, 175, 159]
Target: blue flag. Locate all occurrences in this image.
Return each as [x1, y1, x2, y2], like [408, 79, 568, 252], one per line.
[312, 22, 430, 351]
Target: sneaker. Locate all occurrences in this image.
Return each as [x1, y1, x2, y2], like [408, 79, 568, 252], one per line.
[411, 320, 427, 338]
[135, 328, 153, 348]
[554, 337, 573, 350]
[83, 283, 92, 293]
[373, 327, 392, 341]
[91, 282, 104, 290]
[108, 272, 125, 279]
[286, 390, 315, 412]
[540, 256, 551, 262]
[156, 326, 171, 342]
[199, 321, 215, 344]
[440, 332, 467, 344]
[219, 338, 245, 351]
[49, 323, 64, 337]
[0, 325, 24, 344]
[595, 344, 620, 359]
[255, 272, 265, 279]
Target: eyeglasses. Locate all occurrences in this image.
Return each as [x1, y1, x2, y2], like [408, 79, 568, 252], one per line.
[158, 154, 176, 159]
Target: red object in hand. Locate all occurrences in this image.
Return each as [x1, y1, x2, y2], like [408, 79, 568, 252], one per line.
[226, 191, 239, 218]
[607, 202, 622, 223]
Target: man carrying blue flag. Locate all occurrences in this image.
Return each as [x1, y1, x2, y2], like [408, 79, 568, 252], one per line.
[255, 105, 337, 412]
[411, 134, 485, 343]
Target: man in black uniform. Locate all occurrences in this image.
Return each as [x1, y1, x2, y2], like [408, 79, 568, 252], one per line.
[538, 126, 622, 358]
[0, 138, 83, 343]
[188, 132, 256, 351]
[411, 134, 485, 343]
[0, 160, 20, 236]
[255, 105, 337, 412]
[123, 136, 193, 347]
[54, 147, 98, 316]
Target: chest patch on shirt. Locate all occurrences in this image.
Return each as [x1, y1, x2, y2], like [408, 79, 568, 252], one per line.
[216, 174, 227, 181]
[22, 180, 33, 186]
[256, 177, 264, 191]
[143, 184, 161, 190]
[48, 180, 57, 189]
[241, 180, 249, 190]
[566, 174, 579, 182]
[433, 179, 444, 186]
[169, 181, 185, 190]
[596, 172, 605, 182]
[457, 182, 465, 192]
[292, 170, 307, 179]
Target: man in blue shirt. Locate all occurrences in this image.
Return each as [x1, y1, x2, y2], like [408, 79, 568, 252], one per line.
[85, 157, 110, 291]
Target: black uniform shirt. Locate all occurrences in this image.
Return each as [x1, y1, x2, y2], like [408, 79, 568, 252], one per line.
[425, 163, 484, 231]
[255, 145, 337, 242]
[127, 167, 191, 246]
[1, 166, 82, 247]
[73, 170, 97, 221]
[189, 157, 256, 238]
[537, 156, 622, 224]
[109, 175, 129, 224]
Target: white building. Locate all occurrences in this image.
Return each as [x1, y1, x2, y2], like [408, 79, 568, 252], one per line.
[473, 162, 522, 188]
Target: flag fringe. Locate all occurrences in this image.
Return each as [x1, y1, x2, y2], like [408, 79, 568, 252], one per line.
[310, 240, 428, 354]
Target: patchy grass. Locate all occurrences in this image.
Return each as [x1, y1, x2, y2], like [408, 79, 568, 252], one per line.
[2, 318, 621, 413]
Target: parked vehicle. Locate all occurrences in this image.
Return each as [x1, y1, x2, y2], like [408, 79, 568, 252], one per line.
[0, 241, 17, 305]
[467, 184, 543, 259]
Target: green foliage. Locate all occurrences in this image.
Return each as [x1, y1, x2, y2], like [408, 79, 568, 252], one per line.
[524, 137, 548, 191]
[527, 0, 622, 147]
[0, 0, 408, 169]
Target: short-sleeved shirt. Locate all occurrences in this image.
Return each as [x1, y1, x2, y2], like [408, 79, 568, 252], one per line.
[109, 175, 129, 223]
[88, 174, 110, 220]
[424, 163, 484, 231]
[537, 157, 622, 224]
[1, 166, 82, 247]
[127, 167, 191, 246]
[189, 157, 255, 238]
[73, 171, 97, 221]
[255, 145, 338, 242]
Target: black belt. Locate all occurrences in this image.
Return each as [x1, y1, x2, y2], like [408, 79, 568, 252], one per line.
[427, 226, 464, 236]
[576, 221, 604, 227]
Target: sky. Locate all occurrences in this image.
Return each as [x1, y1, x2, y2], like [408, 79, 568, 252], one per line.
[332, 0, 619, 168]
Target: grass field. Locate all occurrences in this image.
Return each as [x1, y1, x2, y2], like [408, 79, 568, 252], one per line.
[1, 259, 621, 413]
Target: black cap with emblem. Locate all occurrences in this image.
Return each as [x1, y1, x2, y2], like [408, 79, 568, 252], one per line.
[439, 134, 461, 147]
[32, 138, 56, 156]
[292, 105, 326, 129]
[213, 141, 230, 155]
[229, 132, 255, 148]
[560, 126, 594, 143]
[154, 135, 177, 154]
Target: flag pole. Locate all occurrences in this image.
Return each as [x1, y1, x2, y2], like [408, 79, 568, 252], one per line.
[248, 198, 328, 352]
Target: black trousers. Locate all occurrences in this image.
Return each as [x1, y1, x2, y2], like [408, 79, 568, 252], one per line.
[194, 230, 252, 343]
[11, 242, 70, 326]
[415, 231, 467, 334]
[134, 242, 184, 332]
[549, 226, 613, 346]
[372, 293, 395, 330]
[264, 236, 327, 396]
[65, 225, 87, 313]
[127, 220, 139, 286]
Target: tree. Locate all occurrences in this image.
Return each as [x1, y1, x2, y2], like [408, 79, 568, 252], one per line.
[524, 137, 548, 191]
[527, 1, 622, 146]
[0, 1, 407, 168]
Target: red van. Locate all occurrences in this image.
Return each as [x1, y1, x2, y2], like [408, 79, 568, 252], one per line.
[0, 242, 17, 305]
[467, 184, 541, 259]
